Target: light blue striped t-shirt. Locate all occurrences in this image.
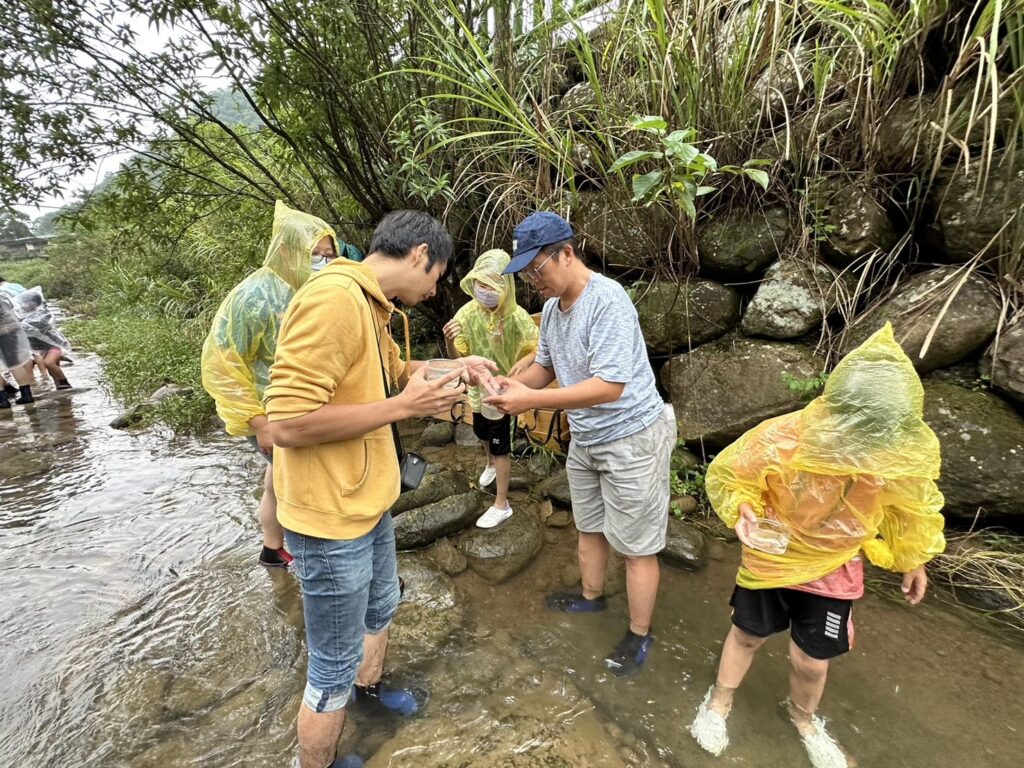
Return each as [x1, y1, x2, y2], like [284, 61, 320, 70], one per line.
[535, 272, 666, 446]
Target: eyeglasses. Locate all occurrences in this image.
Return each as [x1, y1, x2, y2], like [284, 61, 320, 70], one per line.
[519, 251, 558, 282]
[311, 252, 337, 266]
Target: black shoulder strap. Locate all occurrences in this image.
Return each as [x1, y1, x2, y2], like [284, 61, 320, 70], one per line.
[360, 289, 405, 460]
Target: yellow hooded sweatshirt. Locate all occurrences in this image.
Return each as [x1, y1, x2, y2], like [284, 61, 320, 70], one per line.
[265, 259, 408, 540]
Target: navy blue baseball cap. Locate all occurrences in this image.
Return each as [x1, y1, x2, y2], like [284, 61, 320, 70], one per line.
[503, 211, 575, 274]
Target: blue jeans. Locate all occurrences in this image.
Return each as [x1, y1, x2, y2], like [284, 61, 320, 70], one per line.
[285, 513, 400, 713]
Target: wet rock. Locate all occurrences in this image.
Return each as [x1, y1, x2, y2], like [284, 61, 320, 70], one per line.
[508, 463, 539, 492]
[926, 158, 1024, 263]
[389, 470, 471, 516]
[660, 517, 708, 570]
[537, 499, 554, 523]
[843, 267, 1000, 373]
[390, 555, 464, 665]
[635, 279, 741, 355]
[981, 322, 1024, 403]
[109, 384, 193, 429]
[573, 191, 674, 272]
[698, 207, 794, 279]
[365, 648, 628, 768]
[454, 422, 478, 447]
[672, 446, 702, 471]
[922, 381, 1024, 519]
[421, 421, 454, 446]
[814, 180, 899, 266]
[539, 468, 573, 507]
[457, 506, 543, 583]
[662, 335, 822, 448]
[561, 562, 581, 587]
[427, 537, 468, 575]
[546, 508, 573, 528]
[671, 494, 699, 515]
[394, 491, 488, 550]
[741, 259, 853, 339]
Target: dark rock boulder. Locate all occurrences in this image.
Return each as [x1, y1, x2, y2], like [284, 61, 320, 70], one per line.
[741, 259, 852, 339]
[843, 267, 1000, 373]
[421, 421, 455, 446]
[457, 506, 544, 584]
[635, 279, 741, 355]
[394, 491, 487, 550]
[925, 159, 1024, 264]
[814, 180, 898, 266]
[981, 323, 1024, 404]
[662, 335, 822, 448]
[538, 469, 573, 507]
[660, 517, 708, 570]
[572, 191, 674, 272]
[923, 381, 1024, 519]
[390, 470, 471, 516]
[698, 207, 794, 279]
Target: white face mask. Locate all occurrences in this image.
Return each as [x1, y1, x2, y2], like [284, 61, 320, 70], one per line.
[311, 255, 333, 272]
[474, 286, 501, 308]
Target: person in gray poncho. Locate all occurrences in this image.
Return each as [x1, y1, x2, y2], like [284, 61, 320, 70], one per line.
[0, 294, 36, 408]
[14, 287, 72, 391]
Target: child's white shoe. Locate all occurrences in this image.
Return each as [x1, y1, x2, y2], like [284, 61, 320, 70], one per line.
[800, 715, 849, 768]
[689, 685, 729, 756]
[478, 465, 497, 486]
[476, 504, 512, 528]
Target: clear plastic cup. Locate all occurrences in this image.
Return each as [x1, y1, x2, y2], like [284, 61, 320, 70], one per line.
[480, 387, 506, 421]
[747, 518, 791, 555]
[425, 359, 464, 389]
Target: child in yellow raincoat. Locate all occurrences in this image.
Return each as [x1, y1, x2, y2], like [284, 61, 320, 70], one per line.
[443, 249, 538, 528]
[202, 200, 356, 566]
[689, 323, 946, 768]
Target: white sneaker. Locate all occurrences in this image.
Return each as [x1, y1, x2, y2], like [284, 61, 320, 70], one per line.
[689, 686, 729, 756]
[799, 715, 850, 768]
[478, 465, 497, 486]
[476, 504, 512, 528]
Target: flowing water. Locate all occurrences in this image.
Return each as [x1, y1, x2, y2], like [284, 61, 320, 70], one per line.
[1, 352, 1022, 767]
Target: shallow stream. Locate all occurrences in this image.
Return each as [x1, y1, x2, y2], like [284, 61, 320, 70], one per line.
[1, 353, 1021, 767]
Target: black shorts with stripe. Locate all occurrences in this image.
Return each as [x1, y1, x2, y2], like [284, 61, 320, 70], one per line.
[729, 585, 855, 660]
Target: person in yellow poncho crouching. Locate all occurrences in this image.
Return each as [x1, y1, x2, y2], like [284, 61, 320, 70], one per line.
[689, 323, 946, 768]
[443, 248, 538, 528]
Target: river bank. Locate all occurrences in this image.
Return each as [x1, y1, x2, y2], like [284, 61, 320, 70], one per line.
[1, 352, 1023, 767]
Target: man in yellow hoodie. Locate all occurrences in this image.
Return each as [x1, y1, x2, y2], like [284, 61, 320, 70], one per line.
[266, 210, 495, 768]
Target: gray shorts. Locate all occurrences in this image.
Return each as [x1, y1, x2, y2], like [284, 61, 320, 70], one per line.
[246, 435, 273, 464]
[566, 403, 676, 557]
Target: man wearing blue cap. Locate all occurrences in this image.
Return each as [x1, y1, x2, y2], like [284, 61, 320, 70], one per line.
[485, 211, 677, 677]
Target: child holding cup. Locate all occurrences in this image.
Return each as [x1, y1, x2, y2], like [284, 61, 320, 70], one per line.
[443, 249, 538, 528]
[690, 323, 946, 768]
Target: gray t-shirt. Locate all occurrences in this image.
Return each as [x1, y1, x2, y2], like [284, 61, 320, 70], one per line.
[535, 272, 665, 446]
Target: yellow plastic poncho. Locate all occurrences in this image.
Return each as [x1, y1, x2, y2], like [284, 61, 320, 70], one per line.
[706, 323, 946, 589]
[201, 200, 338, 436]
[451, 249, 538, 412]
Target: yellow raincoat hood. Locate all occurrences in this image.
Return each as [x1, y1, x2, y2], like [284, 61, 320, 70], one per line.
[452, 249, 538, 411]
[201, 201, 339, 436]
[264, 200, 338, 290]
[706, 323, 946, 588]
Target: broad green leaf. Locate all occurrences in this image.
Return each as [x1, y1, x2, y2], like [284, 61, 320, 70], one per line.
[629, 115, 668, 133]
[744, 168, 770, 189]
[676, 192, 697, 220]
[631, 170, 664, 201]
[696, 185, 717, 196]
[608, 149, 661, 173]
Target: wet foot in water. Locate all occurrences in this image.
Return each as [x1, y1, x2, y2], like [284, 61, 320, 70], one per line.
[689, 683, 732, 756]
[788, 700, 857, 768]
